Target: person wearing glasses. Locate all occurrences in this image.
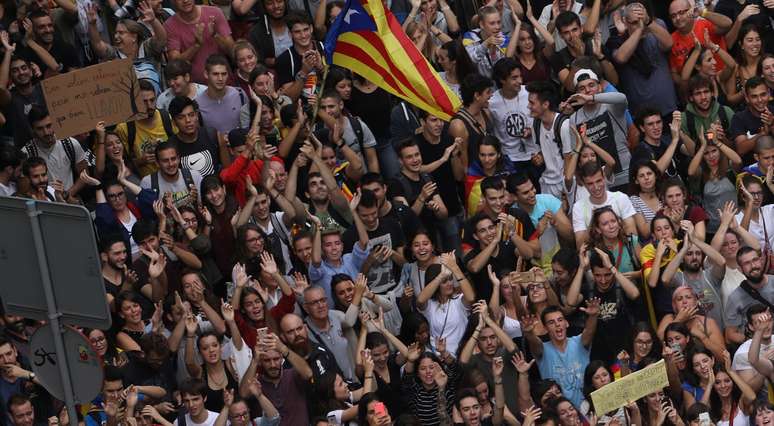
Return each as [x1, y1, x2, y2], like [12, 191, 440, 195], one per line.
[302, 285, 358, 382]
[667, 0, 731, 87]
[96, 172, 158, 258]
[737, 174, 774, 257]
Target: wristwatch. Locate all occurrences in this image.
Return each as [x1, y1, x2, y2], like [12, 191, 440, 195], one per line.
[28, 372, 36, 381]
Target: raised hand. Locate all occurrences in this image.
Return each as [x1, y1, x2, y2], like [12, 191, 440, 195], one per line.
[184, 313, 198, 336]
[221, 299, 235, 322]
[234, 263, 249, 288]
[522, 406, 542, 426]
[580, 297, 601, 317]
[222, 388, 234, 407]
[260, 251, 278, 275]
[151, 302, 164, 333]
[511, 351, 535, 374]
[433, 362, 448, 388]
[407, 342, 421, 362]
[492, 355, 504, 378]
[487, 264, 500, 287]
[520, 314, 538, 333]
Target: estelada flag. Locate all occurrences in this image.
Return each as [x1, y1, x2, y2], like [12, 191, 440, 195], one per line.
[323, 0, 461, 121]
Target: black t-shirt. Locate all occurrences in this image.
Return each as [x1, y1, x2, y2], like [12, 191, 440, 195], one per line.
[463, 241, 518, 302]
[415, 133, 464, 216]
[389, 171, 440, 234]
[462, 207, 536, 249]
[346, 86, 392, 141]
[631, 135, 683, 177]
[582, 283, 634, 365]
[3, 85, 45, 146]
[169, 127, 221, 177]
[17, 37, 81, 75]
[549, 38, 594, 76]
[342, 217, 406, 293]
[383, 202, 423, 243]
[729, 107, 773, 165]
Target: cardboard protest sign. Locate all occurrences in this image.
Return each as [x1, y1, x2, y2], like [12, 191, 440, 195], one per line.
[590, 359, 668, 414]
[41, 58, 147, 139]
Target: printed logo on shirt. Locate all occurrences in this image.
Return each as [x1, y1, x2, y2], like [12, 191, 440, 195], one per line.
[182, 151, 214, 176]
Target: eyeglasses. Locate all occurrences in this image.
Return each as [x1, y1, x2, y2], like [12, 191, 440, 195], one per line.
[107, 191, 125, 200]
[669, 8, 691, 19]
[634, 339, 652, 346]
[90, 336, 106, 344]
[246, 237, 263, 243]
[749, 191, 764, 198]
[229, 412, 250, 420]
[527, 284, 543, 292]
[305, 298, 327, 306]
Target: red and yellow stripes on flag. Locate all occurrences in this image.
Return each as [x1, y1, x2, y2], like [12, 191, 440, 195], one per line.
[330, 0, 461, 120]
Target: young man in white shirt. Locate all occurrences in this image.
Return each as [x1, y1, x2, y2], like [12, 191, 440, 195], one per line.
[175, 379, 219, 426]
[490, 58, 542, 188]
[571, 161, 637, 246]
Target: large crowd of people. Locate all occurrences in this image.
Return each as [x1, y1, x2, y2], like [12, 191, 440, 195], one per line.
[1, 0, 774, 424]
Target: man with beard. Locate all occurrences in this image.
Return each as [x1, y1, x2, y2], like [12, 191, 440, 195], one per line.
[459, 301, 520, 416]
[0, 45, 45, 146]
[524, 300, 600, 407]
[278, 313, 340, 379]
[116, 80, 177, 177]
[167, 96, 230, 177]
[22, 107, 87, 191]
[681, 75, 735, 147]
[16, 10, 81, 75]
[360, 173, 422, 245]
[725, 247, 774, 344]
[21, 156, 60, 201]
[239, 332, 312, 426]
[140, 141, 203, 208]
[730, 76, 774, 165]
[0, 147, 22, 197]
[566, 245, 639, 365]
[100, 234, 134, 310]
[660, 223, 726, 329]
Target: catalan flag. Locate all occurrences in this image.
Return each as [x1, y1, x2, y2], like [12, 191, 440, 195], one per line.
[323, 0, 461, 120]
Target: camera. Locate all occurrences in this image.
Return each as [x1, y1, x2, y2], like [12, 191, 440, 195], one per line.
[114, 0, 139, 19]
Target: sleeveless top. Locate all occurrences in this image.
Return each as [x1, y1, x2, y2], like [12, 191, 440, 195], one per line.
[717, 405, 749, 426]
[501, 309, 523, 338]
[453, 108, 493, 164]
[203, 363, 239, 412]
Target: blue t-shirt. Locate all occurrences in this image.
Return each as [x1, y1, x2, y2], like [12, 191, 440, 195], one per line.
[537, 335, 590, 407]
[527, 194, 562, 225]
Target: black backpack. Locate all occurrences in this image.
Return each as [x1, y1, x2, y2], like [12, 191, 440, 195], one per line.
[150, 167, 196, 194]
[532, 113, 569, 152]
[126, 110, 176, 157]
[25, 138, 78, 181]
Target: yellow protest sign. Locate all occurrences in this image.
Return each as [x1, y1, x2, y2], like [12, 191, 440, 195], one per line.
[590, 359, 668, 414]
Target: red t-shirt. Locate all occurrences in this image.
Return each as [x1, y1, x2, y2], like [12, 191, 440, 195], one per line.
[669, 18, 727, 74]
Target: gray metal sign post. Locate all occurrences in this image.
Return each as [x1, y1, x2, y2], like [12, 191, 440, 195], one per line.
[0, 197, 111, 426]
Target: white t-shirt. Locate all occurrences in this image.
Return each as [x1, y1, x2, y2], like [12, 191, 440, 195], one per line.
[732, 338, 774, 372]
[22, 138, 87, 190]
[735, 205, 774, 250]
[420, 295, 470, 356]
[140, 169, 204, 208]
[571, 191, 636, 233]
[174, 410, 219, 426]
[489, 87, 538, 162]
[536, 114, 571, 185]
[721, 266, 746, 308]
[0, 181, 16, 196]
[157, 83, 208, 111]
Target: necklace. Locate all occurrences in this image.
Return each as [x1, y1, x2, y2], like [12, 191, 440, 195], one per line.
[208, 365, 228, 388]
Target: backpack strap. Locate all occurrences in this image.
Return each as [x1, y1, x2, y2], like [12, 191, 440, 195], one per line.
[151, 172, 160, 194]
[181, 168, 195, 189]
[127, 121, 137, 157]
[160, 110, 175, 138]
[553, 114, 569, 151]
[739, 280, 774, 312]
[686, 110, 697, 142]
[25, 141, 39, 158]
[61, 138, 78, 180]
[347, 114, 366, 155]
[270, 213, 290, 245]
[532, 116, 542, 144]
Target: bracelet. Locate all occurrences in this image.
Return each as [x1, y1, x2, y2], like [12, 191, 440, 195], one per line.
[455, 275, 464, 281]
[365, 375, 374, 379]
[494, 380, 503, 385]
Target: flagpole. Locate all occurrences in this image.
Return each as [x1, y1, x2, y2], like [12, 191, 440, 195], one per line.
[308, 64, 330, 133]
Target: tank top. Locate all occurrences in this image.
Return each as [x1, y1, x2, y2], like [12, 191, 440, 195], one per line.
[717, 404, 749, 426]
[203, 363, 239, 412]
[501, 309, 523, 338]
[453, 108, 493, 164]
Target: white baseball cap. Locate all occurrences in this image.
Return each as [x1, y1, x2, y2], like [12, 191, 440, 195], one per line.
[573, 68, 599, 88]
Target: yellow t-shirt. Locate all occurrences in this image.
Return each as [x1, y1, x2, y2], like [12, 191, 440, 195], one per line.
[116, 110, 177, 177]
